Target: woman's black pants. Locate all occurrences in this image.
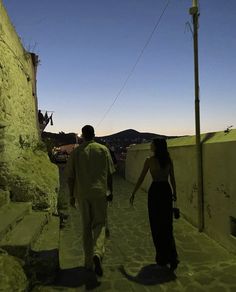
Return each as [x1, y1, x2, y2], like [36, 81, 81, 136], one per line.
[148, 181, 178, 265]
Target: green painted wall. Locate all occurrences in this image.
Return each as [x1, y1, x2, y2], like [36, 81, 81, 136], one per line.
[0, 1, 59, 212]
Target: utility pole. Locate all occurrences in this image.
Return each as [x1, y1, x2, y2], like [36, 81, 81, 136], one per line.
[189, 0, 204, 232]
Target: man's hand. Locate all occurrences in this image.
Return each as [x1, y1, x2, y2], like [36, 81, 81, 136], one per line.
[129, 193, 135, 206]
[70, 197, 76, 208]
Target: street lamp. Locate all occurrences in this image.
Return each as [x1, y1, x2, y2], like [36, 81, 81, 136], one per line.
[189, 0, 204, 232]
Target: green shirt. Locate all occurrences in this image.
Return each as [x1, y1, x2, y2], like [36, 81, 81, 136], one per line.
[66, 141, 115, 199]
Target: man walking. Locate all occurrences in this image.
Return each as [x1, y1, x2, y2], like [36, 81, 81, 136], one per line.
[66, 125, 115, 276]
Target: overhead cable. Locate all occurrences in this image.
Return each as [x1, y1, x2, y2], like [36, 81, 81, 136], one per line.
[96, 0, 171, 128]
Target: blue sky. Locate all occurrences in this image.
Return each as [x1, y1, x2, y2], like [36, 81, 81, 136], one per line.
[3, 0, 236, 136]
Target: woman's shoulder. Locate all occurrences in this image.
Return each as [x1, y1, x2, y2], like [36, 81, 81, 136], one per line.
[146, 156, 154, 161]
[143, 156, 151, 163]
[148, 155, 157, 161]
[145, 156, 156, 165]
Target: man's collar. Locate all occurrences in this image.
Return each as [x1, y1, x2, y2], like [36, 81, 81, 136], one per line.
[83, 139, 95, 145]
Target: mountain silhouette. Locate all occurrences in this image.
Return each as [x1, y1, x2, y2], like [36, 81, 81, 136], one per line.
[98, 129, 166, 141]
[41, 129, 177, 149]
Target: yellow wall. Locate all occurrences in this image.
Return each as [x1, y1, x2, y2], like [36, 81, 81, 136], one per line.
[0, 1, 59, 212]
[126, 130, 236, 253]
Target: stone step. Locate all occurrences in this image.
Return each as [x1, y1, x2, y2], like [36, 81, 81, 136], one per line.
[0, 190, 10, 208]
[27, 216, 60, 284]
[0, 202, 32, 240]
[0, 211, 49, 259]
[32, 215, 60, 252]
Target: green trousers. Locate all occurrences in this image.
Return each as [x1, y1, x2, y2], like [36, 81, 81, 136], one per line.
[78, 196, 107, 269]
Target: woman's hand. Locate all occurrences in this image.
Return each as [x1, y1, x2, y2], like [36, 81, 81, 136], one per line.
[129, 193, 135, 206]
[172, 192, 177, 201]
[106, 193, 113, 202]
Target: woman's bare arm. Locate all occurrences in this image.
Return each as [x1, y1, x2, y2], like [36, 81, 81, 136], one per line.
[169, 160, 177, 200]
[130, 158, 150, 205]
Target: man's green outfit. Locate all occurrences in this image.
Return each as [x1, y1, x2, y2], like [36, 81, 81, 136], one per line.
[67, 140, 115, 271]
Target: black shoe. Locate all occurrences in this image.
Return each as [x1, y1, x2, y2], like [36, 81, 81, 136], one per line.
[85, 279, 101, 290]
[85, 267, 100, 290]
[93, 255, 103, 276]
[105, 228, 110, 238]
[155, 258, 168, 267]
[169, 260, 179, 271]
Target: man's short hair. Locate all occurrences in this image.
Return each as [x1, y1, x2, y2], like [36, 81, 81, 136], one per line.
[82, 125, 95, 140]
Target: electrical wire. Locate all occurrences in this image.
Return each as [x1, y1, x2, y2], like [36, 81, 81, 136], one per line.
[96, 0, 171, 128]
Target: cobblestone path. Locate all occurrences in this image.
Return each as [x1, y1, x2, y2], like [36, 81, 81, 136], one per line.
[36, 170, 236, 291]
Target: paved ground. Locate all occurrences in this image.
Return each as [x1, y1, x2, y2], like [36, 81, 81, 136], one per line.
[35, 167, 236, 291]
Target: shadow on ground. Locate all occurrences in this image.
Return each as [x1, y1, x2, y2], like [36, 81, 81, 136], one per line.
[53, 266, 100, 290]
[119, 264, 176, 285]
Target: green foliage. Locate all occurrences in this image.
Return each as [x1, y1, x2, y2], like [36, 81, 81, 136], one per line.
[19, 135, 31, 149]
[33, 141, 47, 152]
[42, 138, 57, 159]
[18, 135, 49, 154]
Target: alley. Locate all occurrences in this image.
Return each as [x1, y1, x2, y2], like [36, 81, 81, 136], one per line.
[38, 171, 236, 291]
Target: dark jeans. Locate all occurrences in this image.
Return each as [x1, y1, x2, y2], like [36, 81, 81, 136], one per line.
[148, 181, 178, 265]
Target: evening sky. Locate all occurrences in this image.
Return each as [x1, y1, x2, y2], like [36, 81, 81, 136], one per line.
[3, 0, 236, 136]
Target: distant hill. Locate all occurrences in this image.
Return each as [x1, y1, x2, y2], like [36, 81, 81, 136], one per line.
[41, 129, 178, 149]
[98, 129, 166, 142]
[96, 129, 180, 154]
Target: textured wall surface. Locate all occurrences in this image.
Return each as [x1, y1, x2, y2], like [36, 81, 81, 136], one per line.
[0, 249, 28, 291]
[0, 1, 59, 212]
[126, 129, 236, 253]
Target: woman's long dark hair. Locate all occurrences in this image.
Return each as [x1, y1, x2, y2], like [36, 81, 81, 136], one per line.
[152, 138, 171, 168]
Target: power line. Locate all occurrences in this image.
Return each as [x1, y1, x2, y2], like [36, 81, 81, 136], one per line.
[96, 0, 171, 128]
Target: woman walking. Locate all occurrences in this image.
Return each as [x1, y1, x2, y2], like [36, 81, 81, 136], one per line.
[130, 138, 179, 271]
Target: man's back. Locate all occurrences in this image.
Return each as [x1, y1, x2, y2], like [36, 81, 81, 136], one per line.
[67, 141, 115, 199]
